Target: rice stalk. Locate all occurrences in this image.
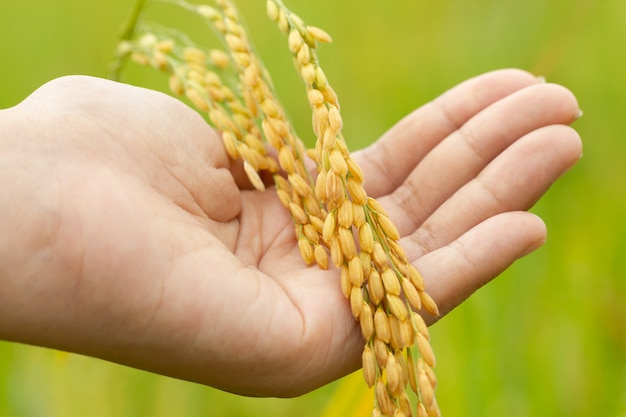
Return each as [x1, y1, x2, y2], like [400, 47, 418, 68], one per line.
[112, 1, 440, 415]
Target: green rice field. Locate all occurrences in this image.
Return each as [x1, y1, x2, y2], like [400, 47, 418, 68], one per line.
[1, 0, 625, 416]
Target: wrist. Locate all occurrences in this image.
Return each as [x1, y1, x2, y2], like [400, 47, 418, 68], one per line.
[0, 105, 68, 343]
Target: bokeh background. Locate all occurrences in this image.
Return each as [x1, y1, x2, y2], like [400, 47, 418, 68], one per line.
[1, 0, 625, 416]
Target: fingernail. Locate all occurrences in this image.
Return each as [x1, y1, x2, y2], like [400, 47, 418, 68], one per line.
[535, 75, 547, 83]
[575, 109, 584, 119]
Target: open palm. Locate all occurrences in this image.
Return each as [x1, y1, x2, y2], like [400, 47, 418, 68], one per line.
[0, 69, 581, 397]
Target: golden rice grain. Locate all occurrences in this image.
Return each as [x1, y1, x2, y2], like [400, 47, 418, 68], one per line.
[406, 264, 426, 292]
[314, 169, 327, 201]
[167, 73, 184, 95]
[362, 346, 377, 388]
[338, 226, 357, 260]
[330, 236, 343, 268]
[381, 268, 401, 296]
[322, 127, 337, 151]
[424, 362, 437, 389]
[368, 268, 385, 305]
[374, 307, 391, 344]
[307, 25, 332, 43]
[325, 170, 345, 206]
[337, 200, 354, 229]
[328, 105, 343, 131]
[397, 393, 412, 417]
[322, 211, 336, 244]
[352, 203, 367, 227]
[314, 244, 329, 269]
[395, 353, 409, 389]
[307, 89, 325, 106]
[366, 196, 388, 216]
[287, 29, 303, 52]
[418, 371, 435, 408]
[260, 119, 282, 148]
[412, 312, 430, 341]
[340, 265, 351, 298]
[417, 403, 429, 417]
[300, 63, 316, 84]
[312, 104, 329, 136]
[289, 202, 308, 224]
[152, 50, 168, 69]
[377, 213, 401, 241]
[358, 223, 375, 253]
[260, 97, 281, 118]
[388, 316, 404, 351]
[360, 252, 372, 278]
[385, 353, 401, 394]
[386, 239, 407, 261]
[265, 0, 278, 20]
[374, 337, 388, 368]
[209, 48, 230, 68]
[420, 291, 440, 317]
[276, 189, 291, 208]
[276, 8, 289, 33]
[402, 277, 422, 310]
[386, 294, 409, 322]
[302, 224, 319, 244]
[296, 45, 311, 66]
[350, 286, 364, 318]
[416, 332, 436, 368]
[399, 319, 415, 348]
[243, 160, 266, 191]
[288, 173, 313, 197]
[314, 66, 329, 89]
[372, 242, 389, 269]
[303, 195, 323, 219]
[376, 380, 393, 417]
[309, 215, 324, 234]
[273, 175, 291, 192]
[346, 177, 368, 204]
[225, 33, 247, 52]
[221, 131, 239, 159]
[348, 256, 365, 287]
[182, 46, 207, 64]
[298, 238, 314, 264]
[185, 87, 210, 112]
[346, 158, 364, 182]
[359, 303, 374, 340]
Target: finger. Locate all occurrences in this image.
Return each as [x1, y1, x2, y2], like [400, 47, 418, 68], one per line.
[354, 69, 541, 197]
[414, 211, 547, 323]
[151, 107, 243, 222]
[26, 76, 243, 222]
[404, 124, 582, 259]
[383, 83, 581, 235]
[114, 81, 243, 222]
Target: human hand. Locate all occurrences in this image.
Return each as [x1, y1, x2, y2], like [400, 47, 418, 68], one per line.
[0, 69, 581, 397]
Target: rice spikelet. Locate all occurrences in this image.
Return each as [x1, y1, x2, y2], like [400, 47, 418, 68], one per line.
[113, 1, 441, 415]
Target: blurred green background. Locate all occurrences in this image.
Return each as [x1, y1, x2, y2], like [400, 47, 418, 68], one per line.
[1, 0, 625, 416]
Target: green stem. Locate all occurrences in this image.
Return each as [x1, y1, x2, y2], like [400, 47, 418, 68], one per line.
[108, 0, 148, 80]
[120, 0, 147, 40]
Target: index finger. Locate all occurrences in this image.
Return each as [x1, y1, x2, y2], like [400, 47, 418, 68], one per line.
[353, 68, 542, 198]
